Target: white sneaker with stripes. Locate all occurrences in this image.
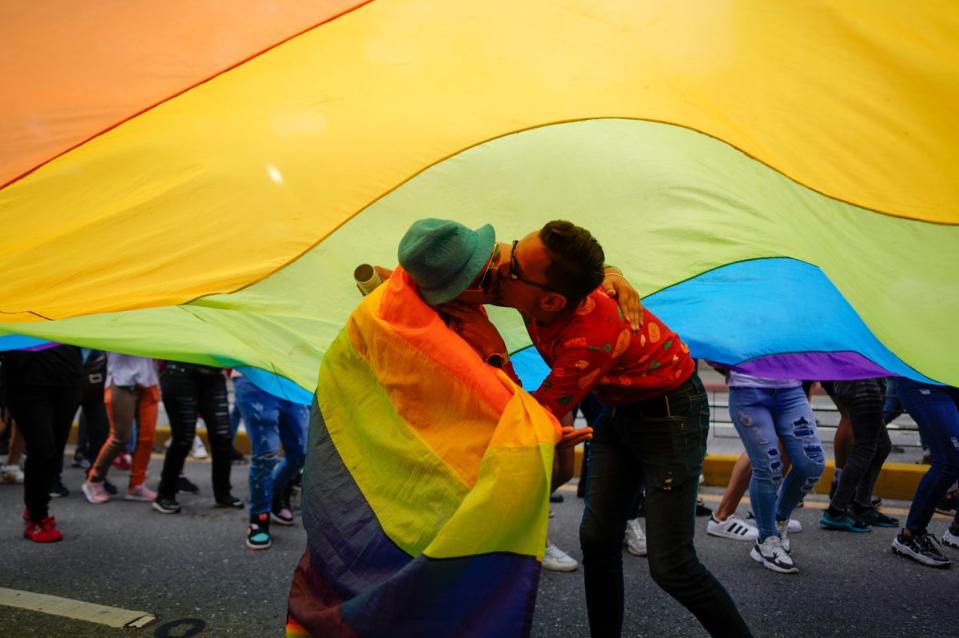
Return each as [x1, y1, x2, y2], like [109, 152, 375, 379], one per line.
[707, 514, 758, 542]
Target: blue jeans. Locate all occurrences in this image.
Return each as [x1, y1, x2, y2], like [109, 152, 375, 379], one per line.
[729, 385, 824, 540]
[234, 377, 309, 516]
[580, 374, 751, 637]
[897, 379, 959, 532]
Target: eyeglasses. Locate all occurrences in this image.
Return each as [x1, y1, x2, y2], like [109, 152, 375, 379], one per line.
[508, 240, 553, 290]
[463, 244, 501, 294]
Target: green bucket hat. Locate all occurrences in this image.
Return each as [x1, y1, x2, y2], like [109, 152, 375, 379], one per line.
[398, 218, 495, 305]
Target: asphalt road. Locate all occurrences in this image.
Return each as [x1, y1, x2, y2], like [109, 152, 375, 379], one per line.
[1, 454, 956, 637]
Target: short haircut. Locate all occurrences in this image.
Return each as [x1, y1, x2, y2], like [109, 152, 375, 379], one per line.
[538, 220, 605, 306]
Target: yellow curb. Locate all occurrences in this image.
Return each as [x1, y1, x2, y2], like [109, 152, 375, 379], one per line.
[574, 448, 929, 501]
[73, 425, 927, 503]
[573, 449, 932, 502]
[702, 454, 931, 502]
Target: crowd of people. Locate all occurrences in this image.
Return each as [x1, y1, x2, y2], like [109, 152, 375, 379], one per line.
[1, 218, 957, 638]
[0, 351, 307, 550]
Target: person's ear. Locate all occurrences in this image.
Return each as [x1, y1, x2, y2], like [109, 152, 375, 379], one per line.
[539, 292, 567, 312]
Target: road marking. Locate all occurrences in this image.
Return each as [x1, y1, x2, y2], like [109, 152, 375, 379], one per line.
[0, 588, 156, 629]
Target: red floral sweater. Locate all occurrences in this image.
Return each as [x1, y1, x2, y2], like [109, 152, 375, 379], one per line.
[523, 289, 694, 419]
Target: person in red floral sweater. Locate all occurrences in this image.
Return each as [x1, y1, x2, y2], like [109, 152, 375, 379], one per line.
[400, 218, 750, 638]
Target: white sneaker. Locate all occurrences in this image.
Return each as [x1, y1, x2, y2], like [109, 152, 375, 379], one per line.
[190, 435, 209, 459]
[543, 540, 578, 572]
[81, 479, 110, 504]
[624, 518, 647, 556]
[776, 519, 791, 553]
[1, 464, 24, 484]
[750, 536, 798, 574]
[125, 483, 158, 502]
[943, 527, 959, 549]
[747, 510, 801, 539]
[707, 514, 758, 542]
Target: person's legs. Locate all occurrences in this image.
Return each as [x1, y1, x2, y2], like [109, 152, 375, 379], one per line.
[89, 386, 136, 482]
[579, 409, 640, 637]
[729, 387, 780, 540]
[833, 410, 852, 472]
[79, 395, 109, 471]
[828, 380, 886, 514]
[707, 451, 758, 541]
[235, 378, 281, 515]
[130, 385, 159, 489]
[195, 370, 234, 500]
[274, 399, 309, 497]
[771, 387, 824, 522]
[898, 380, 959, 534]
[713, 451, 751, 521]
[157, 365, 200, 501]
[9, 387, 58, 521]
[892, 380, 959, 567]
[852, 387, 893, 514]
[639, 377, 750, 636]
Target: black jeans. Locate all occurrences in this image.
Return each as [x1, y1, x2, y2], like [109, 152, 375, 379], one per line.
[579, 374, 751, 638]
[77, 387, 108, 467]
[157, 363, 233, 500]
[827, 379, 891, 513]
[7, 384, 81, 522]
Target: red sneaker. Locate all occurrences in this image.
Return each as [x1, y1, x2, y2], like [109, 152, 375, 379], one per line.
[24, 516, 64, 543]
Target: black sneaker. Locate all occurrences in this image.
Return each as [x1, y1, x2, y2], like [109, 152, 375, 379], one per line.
[177, 475, 200, 494]
[695, 498, 712, 517]
[152, 497, 181, 514]
[271, 496, 295, 526]
[858, 508, 899, 528]
[820, 510, 872, 533]
[103, 479, 118, 496]
[549, 492, 565, 503]
[246, 513, 272, 550]
[893, 530, 951, 568]
[215, 494, 244, 509]
[48, 481, 69, 498]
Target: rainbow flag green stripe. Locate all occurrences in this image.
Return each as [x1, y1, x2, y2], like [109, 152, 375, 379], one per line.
[4, 119, 956, 387]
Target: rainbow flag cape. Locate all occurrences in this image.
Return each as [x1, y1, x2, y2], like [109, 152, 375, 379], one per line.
[286, 269, 559, 637]
[1, 2, 957, 394]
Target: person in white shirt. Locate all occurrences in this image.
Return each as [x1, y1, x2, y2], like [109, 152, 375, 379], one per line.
[82, 353, 160, 503]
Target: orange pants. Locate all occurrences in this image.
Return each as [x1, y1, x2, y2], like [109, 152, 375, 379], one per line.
[91, 385, 159, 488]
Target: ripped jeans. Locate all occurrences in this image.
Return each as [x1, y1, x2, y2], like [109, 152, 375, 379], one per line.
[729, 386, 824, 541]
[234, 376, 309, 516]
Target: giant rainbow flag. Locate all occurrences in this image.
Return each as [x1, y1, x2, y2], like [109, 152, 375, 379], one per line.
[1, 1, 956, 392]
[286, 268, 558, 635]
[3, 2, 957, 635]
